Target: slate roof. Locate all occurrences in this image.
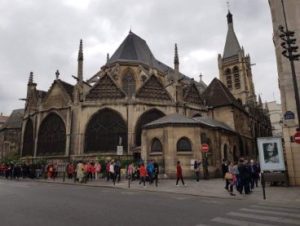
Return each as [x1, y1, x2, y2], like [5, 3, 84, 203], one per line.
[144, 113, 198, 128]
[0, 115, 9, 125]
[1, 109, 24, 130]
[193, 116, 235, 133]
[223, 11, 241, 59]
[108, 31, 169, 73]
[144, 113, 235, 133]
[202, 78, 243, 110]
[37, 90, 47, 99]
[105, 31, 207, 92]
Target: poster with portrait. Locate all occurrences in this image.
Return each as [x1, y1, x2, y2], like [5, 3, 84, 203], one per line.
[257, 137, 285, 171]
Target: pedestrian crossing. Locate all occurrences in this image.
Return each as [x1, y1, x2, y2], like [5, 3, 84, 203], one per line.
[198, 203, 300, 226]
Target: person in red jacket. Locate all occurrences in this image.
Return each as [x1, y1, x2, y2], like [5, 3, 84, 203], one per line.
[139, 163, 147, 187]
[176, 161, 185, 186]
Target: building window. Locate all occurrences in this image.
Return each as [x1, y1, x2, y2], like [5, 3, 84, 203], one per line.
[37, 113, 66, 156]
[151, 138, 162, 152]
[135, 109, 165, 146]
[22, 119, 34, 156]
[122, 73, 135, 98]
[84, 108, 127, 153]
[233, 66, 240, 89]
[225, 68, 232, 89]
[177, 137, 192, 152]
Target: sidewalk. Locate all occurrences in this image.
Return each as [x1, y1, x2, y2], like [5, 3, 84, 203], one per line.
[33, 177, 300, 205]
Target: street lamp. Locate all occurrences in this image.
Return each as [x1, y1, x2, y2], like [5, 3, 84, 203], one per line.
[278, 0, 300, 131]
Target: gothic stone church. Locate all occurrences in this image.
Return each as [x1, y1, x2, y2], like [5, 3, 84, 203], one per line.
[21, 12, 271, 177]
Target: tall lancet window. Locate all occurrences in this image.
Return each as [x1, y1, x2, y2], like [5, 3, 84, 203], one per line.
[233, 66, 240, 89]
[225, 68, 232, 90]
[122, 73, 135, 98]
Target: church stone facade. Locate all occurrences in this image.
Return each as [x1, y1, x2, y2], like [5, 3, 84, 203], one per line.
[20, 12, 271, 177]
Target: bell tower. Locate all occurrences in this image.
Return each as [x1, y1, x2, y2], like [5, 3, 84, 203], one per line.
[218, 11, 256, 105]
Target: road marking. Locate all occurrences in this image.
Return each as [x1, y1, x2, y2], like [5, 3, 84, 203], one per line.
[250, 205, 300, 213]
[227, 212, 300, 225]
[240, 208, 300, 218]
[211, 217, 274, 226]
[257, 203, 300, 210]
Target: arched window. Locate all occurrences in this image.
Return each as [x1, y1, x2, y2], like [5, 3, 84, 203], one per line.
[135, 109, 165, 146]
[225, 68, 232, 89]
[233, 66, 240, 89]
[22, 119, 34, 156]
[85, 108, 127, 153]
[151, 138, 162, 152]
[122, 73, 135, 98]
[177, 137, 192, 152]
[37, 113, 66, 156]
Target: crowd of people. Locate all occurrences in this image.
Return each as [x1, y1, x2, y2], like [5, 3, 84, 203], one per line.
[0, 159, 161, 187]
[222, 158, 260, 196]
[0, 158, 262, 196]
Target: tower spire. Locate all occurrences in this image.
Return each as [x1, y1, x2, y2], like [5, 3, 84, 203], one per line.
[28, 71, 33, 84]
[77, 39, 83, 83]
[174, 43, 179, 72]
[223, 10, 241, 58]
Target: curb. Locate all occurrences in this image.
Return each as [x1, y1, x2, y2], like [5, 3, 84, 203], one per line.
[21, 179, 244, 201]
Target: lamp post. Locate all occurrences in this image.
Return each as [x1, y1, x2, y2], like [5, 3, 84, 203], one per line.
[279, 0, 300, 131]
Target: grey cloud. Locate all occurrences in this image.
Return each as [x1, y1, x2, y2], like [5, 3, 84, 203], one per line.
[0, 0, 279, 115]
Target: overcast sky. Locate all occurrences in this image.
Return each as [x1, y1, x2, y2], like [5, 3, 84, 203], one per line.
[0, 0, 280, 115]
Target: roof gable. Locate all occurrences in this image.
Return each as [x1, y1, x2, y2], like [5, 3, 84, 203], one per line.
[183, 83, 203, 105]
[203, 78, 242, 108]
[42, 81, 72, 108]
[136, 75, 172, 101]
[1, 109, 24, 129]
[86, 74, 125, 100]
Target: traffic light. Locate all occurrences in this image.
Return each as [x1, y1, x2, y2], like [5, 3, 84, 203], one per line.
[278, 25, 299, 61]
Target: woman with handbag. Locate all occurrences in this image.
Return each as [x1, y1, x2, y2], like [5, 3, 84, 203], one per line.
[227, 161, 236, 196]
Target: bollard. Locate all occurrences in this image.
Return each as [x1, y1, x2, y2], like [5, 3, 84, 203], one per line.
[261, 173, 266, 200]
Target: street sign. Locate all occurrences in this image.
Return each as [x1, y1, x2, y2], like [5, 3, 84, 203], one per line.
[117, 146, 123, 155]
[294, 132, 300, 144]
[284, 111, 295, 120]
[201, 143, 209, 152]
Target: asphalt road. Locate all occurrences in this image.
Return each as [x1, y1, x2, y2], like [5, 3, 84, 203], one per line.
[0, 179, 299, 226]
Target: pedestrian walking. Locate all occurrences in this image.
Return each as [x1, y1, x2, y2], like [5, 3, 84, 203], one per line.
[76, 161, 85, 183]
[139, 163, 147, 187]
[153, 160, 159, 187]
[227, 161, 236, 196]
[194, 160, 201, 182]
[109, 160, 116, 185]
[176, 161, 185, 186]
[95, 161, 101, 180]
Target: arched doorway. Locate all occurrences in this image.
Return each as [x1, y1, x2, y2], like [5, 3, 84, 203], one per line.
[238, 135, 244, 157]
[223, 144, 228, 161]
[84, 108, 127, 153]
[37, 113, 66, 156]
[22, 119, 34, 156]
[233, 145, 238, 162]
[135, 109, 165, 146]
